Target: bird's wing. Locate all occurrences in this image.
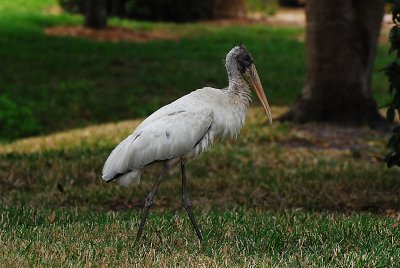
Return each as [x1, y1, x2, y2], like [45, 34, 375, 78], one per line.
[102, 108, 214, 181]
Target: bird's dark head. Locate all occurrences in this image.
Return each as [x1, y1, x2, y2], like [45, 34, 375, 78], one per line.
[226, 45, 272, 125]
[235, 45, 254, 74]
[226, 45, 254, 74]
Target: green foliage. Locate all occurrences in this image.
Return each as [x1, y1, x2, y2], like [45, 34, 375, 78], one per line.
[0, 95, 40, 141]
[59, 0, 214, 22]
[59, 0, 280, 22]
[0, 0, 58, 13]
[246, 0, 278, 16]
[384, 0, 400, 167]
[58, 0, 84, 14]
[124, 0, 213, 22]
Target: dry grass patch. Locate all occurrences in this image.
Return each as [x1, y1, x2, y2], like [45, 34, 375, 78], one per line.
[45, 25, 180, 43]
[1, 106, 398, 213]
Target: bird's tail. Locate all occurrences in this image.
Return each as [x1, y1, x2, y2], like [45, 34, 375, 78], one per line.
[102, 134, 142, 187]
[116, 170, 141, 186]
[102, 169, 142, 186]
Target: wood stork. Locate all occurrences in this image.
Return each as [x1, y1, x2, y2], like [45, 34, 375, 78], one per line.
[102, 45, 272, 242]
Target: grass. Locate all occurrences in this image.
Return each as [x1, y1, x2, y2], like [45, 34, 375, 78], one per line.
[2, 0, 400, 266]
[0, 0, 391, 140]
[1, 107, 399, 212]
[1, 107, 400, 265]
[1, 208, 399, 266]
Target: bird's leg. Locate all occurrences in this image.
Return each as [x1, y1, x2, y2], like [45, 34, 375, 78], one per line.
[181, 161, 203, 241]
[135, 163, 169, 242]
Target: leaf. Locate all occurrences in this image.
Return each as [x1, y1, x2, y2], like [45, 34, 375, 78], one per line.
[386, 152, 400, 168]
[57, 183, 65, 194]
[387, 135, 399, 149]
[387, 107, 396, 123]
[394, 93, 400, 107]
[385, 151, 400, 168]
[47, 211, 56, 224]
[389, 84, 395, 94]
[389, 26, 400, 48]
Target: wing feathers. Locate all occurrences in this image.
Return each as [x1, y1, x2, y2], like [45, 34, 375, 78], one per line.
[102, 109, 214, 182]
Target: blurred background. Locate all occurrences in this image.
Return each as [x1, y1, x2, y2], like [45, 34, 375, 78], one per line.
[0, 0, 392, 141]
[0, 0, 309, 141]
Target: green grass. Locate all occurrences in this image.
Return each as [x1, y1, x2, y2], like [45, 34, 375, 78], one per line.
[1, 107, 400, 265]
[1, 208, 399, 266]
[0, 0, 391, 140]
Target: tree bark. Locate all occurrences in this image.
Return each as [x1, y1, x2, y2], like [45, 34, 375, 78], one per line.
[85, 0, 107, 29]
[280, 0, 387, 129]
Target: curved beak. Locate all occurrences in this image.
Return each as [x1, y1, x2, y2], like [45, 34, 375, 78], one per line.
[244, 64, 272, 125]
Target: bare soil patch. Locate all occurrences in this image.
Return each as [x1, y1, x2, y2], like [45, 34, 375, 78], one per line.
[200, 8, 305, 27]
[281, 123, 384, 151]
[44, 25, 179, 43]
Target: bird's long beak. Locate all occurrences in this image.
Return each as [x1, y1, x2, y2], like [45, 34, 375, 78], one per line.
[244, 64, 272, 125]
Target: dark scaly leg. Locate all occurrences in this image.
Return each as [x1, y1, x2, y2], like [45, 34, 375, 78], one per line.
[181, 161, 203, 241]
[135, 162, 169, 242]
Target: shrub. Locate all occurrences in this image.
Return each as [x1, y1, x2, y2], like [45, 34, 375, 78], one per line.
[59, 0, 84, 14]
[246, 0, 279, 16]
[59, 0, 214, 22]
[124, 0, 213, 22]
[0, 95, 40, 141]
[61, 0, 280, 22]
[384, 0, 400, 168]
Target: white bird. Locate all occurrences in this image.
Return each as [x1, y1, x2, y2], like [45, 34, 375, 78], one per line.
[102, 45, 272, 241]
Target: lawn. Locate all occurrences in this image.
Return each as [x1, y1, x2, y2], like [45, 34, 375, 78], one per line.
[1, 107, 400, 266]
[1, 0, 400, 266]
[1, 208, 399, 266]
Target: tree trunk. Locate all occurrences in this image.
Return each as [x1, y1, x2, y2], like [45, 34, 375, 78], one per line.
[85, 0, 107, 29]
[280, 0, 387, 129]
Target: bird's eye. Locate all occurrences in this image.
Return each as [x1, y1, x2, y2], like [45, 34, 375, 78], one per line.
[237, 53, 253, 73]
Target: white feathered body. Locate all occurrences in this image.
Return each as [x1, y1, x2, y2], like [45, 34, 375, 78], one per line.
[102, 86, 251, 186]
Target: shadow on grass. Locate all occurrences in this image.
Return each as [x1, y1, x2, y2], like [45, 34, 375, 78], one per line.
[1, 140, 399, 214]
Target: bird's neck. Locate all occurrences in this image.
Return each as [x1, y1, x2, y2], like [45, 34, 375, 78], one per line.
[228, 77, 249, 93]
[223, 74, 251, 139]
[227, 69, 251, 103]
